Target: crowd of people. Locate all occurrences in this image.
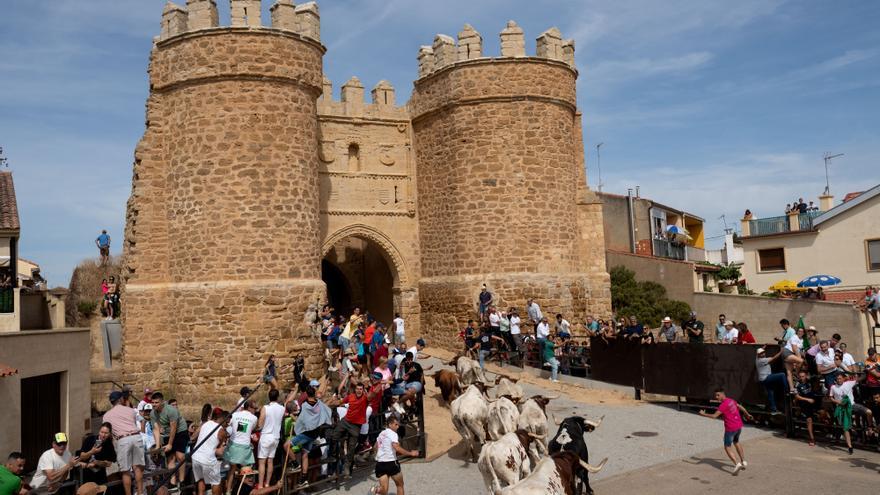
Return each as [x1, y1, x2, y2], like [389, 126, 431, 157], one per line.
[7, 303, 429, 495]
[783, 197, 820, 215]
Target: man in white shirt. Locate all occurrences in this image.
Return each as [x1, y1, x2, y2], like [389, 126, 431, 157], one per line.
[830, 374, 861, 455]
[815, 340, 839, 389]
[392, 313, 405, 345]
[406, 339, 428, 363]
[224, 401, 258, 473]
[536, 316, 550, 365]
[554, 314, 571, 338]
[509, 309, 522, 353]
[192, 412, 227, 495]
[527, 299, 543, 335]
[30, 433, 80, 492]
[721, 320, 738, 344]
[838, 342, 856, 370]
[257, 390, 285, 488]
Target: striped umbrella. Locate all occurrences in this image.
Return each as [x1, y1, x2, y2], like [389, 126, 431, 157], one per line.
[797, 275, 842, 288]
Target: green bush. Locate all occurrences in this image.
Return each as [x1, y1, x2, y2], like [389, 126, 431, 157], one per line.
[609, 265, 692, 326]
[78, 300, 99, 316]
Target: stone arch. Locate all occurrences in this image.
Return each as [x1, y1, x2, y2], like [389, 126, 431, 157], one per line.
[321, 224, 411, 288]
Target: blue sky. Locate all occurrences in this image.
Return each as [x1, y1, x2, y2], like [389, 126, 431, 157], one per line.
[0, 0, 878, 286]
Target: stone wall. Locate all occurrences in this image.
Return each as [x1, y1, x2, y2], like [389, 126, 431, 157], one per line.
[692, 292, 870, 356]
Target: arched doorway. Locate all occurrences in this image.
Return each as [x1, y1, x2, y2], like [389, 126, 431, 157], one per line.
[322, 236, 395, 325]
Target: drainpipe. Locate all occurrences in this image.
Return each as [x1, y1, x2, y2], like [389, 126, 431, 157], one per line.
[627, 188, 636, 254]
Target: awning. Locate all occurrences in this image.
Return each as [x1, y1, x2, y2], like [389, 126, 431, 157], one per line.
[0, 362, 18, 377]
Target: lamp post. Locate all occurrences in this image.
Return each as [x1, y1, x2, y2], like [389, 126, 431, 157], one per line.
[822, 152, 843, 195]
[596, 142, 604, 192]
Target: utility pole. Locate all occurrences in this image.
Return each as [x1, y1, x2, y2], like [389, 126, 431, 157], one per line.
[596, 142, 604, 192]
[823, 152, 843, 195]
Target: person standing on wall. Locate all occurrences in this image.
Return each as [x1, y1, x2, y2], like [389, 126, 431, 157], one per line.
[392, 313, 405, 346]
[96, 229, 111, 266]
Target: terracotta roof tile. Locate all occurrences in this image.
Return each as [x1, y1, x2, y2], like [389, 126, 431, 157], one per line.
[0, 172, 19, 231]
[0, 362, 18, 377]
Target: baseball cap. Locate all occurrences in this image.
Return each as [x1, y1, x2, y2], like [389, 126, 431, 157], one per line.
[417, 338, 426, 347]
[109, 391, 123, 403]
[309, 379, 320, 387]
[54, 432, 68, 444]
[756, 347, 766, 355]
[724, 320, 734, 327]
[662, 317, 671, 323]
[808, 325, 817, 331]
[371, 372, 383, 381]
[142, 403, 153, 411]
[143, 387, 153, 395]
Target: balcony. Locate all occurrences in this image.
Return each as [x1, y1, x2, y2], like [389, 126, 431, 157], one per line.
[746, 210, 822, 237]
[653, 238, 685, 260]
[686, 245, 706, 262]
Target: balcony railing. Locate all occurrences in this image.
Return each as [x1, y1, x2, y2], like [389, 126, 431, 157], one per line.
[748, 211, 822, 236]
[686, 245, 706, 262]
[653, 239, 685, 261]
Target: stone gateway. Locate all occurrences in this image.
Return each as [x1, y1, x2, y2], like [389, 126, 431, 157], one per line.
[121, 0, 610, 406]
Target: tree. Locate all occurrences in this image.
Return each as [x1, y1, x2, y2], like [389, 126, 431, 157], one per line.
[609, 266, 692, 326]
[716, 264, 742, 282]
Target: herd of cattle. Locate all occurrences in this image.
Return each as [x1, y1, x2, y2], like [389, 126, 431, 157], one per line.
[431, 355, 608, 495]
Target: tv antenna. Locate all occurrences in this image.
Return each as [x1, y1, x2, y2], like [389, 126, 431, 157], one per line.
[822, 152, 843, 195]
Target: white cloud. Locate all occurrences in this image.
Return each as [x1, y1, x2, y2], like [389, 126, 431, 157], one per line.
[587, 51, 713, 87]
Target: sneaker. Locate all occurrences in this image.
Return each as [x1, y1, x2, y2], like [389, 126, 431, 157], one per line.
[359, 442, 372, 454]
[732, 463, 742, 474]
[741, 461, 748, 470]
[296, 479, 309, 489]
[543, 362, 551, 368]
[551, 379, 560, 383]
[848, 447, 854, 455]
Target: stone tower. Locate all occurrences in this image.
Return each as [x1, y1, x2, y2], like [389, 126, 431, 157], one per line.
[410, 22, 609, 349]
[119, 5, 611, 408]
[122, 0, 327, 405]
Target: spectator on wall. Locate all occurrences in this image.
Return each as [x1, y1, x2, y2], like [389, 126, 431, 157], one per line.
[96, 230, 111, 266]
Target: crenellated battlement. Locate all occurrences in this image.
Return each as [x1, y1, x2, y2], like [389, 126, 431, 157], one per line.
[318, 76, 407, 120]
[158, 0, 321, 42]
[416, 20, 576, 78]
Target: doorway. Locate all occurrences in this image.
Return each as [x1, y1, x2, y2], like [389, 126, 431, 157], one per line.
[322, 236, 395, 325]
[20, 373, 62, 472]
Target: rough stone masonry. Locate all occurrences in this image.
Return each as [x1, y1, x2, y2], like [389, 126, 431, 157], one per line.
[120, 0, 610, 408]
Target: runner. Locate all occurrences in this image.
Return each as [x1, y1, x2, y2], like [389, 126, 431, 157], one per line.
[369, 416, 419, 495]
[698, 388, 753, 474]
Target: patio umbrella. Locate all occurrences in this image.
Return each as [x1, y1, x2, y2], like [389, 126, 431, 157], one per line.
[666, 225, 689, 235]
[797, 275, 842, 288]
[768, 279, 800, 291]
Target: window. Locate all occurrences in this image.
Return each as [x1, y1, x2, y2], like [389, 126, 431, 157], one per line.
[868, 239, 880, 271]
[758, 248, 785, 272]
[348, 144, 360, 172]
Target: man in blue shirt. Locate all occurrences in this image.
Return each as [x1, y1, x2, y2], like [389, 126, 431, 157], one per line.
[95, 230, 111, 266]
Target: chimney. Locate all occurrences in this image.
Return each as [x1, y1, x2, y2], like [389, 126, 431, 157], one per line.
[819, 194, 834, 212]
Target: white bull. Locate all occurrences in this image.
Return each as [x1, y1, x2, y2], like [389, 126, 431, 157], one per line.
[516, 395, 556, 463]
[477, 429, 544, 495]
[450, 383, 491, 462]
[451, 355, 490, 386]
[500, 451, 607, 495]
[494, 376, 524, 403]
[487, 397, 520, 441]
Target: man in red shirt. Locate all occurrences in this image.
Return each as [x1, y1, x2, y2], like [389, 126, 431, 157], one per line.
[327, 381, 378, 477]
[699, 388, 753, 474]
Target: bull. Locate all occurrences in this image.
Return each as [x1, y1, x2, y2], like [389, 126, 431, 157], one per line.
[516, 394, 557, 462]
[450, 382, 492, 462]
[487, 396, 520, 441]
[431, 369, 463, 403]
[494, 375, 524, 403]
[549, 415, 605, 495]
[449, 354, 489, 386]
[500, 451, 607, 495]
[477, 429, 544, 495]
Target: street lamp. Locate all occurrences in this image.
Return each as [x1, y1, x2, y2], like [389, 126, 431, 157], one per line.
[823, 152, 843, 195]
[596, 142, 604, 192]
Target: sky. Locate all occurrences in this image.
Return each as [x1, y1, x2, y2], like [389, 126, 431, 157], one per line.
[0, 0, 878, 286]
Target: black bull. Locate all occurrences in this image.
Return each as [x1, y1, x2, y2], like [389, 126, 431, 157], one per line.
[549, 416, 602, 495]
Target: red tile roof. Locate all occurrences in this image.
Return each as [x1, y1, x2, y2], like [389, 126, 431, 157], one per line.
[0, 172, 19, 231]
[843, 191, 863, 203]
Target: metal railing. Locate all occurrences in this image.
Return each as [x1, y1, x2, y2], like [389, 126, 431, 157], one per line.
[748, 211, 822, 236]
[652, 239, 685, 260]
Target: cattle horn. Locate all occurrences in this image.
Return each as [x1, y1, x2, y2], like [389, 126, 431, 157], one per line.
[553, 415, 562, 426]
[544, 394, 560, 400]
[585, 415, 605, 430]
[579, 457, 608, 473]
[526, 432, 545, 439]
